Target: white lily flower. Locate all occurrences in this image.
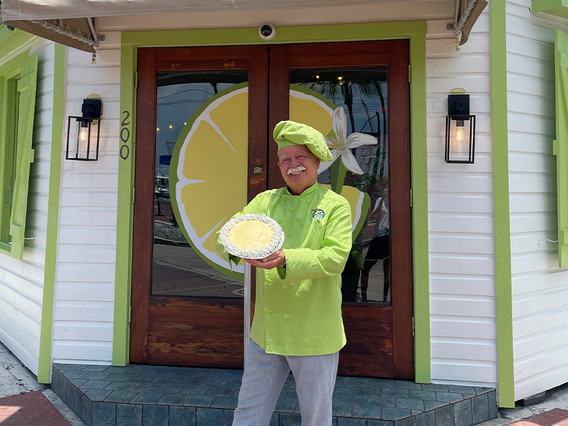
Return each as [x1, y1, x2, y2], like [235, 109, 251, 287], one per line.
[318, 107, 378, 175]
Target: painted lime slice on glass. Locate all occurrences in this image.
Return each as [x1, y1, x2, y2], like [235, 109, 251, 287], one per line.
[170, 83, 249, 279]
[170, 83, 370, 280]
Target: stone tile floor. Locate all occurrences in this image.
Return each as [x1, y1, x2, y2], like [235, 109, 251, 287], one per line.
[52, 363, 498, 426]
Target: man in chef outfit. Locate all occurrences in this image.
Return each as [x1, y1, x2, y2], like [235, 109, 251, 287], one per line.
[217, 120, 352, 426]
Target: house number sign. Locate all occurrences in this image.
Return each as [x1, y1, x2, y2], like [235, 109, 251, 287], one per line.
[120, 110, 130, 160]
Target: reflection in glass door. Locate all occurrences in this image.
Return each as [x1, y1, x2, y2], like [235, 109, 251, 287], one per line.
[152, 71, 247, 298]
[290, 67, 390, 304]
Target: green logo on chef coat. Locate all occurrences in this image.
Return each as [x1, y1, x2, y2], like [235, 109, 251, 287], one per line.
[312, 209, 325, 220]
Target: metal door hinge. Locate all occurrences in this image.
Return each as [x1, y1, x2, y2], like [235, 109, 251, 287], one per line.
[412, 317, 415, 336]
[134, 72, 138, 89]
[410, 188, 413, 208]
[409, 65, 412, 83]
[132, 187, 135, 204]
[128, 305, 132, 323]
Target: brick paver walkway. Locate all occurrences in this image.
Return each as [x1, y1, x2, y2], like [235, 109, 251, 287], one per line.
[0, 391, 70, 425]
[508, 409, 568, 426]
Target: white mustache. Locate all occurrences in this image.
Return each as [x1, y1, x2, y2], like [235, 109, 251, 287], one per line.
[287, 166, 306, 175]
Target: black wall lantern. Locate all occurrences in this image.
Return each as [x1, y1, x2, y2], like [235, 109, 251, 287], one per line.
[445, 88, 475, 163]
[66, 95, 102, 161]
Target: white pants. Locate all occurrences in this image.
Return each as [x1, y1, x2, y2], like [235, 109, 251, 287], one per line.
[232, 340, 339, 426]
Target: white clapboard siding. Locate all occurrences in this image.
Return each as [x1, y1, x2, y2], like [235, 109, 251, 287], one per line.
[0, 39, 57, 376]
[426, 9, 497, 388]
[52, 38, 120, 365]
[506, 0, 568, 401]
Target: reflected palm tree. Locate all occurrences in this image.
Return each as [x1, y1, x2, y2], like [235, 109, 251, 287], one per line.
[303, 80, 386, 137]
[302, 79, 388, 189]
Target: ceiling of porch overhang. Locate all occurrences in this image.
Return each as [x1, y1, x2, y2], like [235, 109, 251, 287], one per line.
[0, 0, 485, 53]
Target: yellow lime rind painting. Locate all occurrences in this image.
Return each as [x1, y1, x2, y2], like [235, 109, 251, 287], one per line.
[323, 184, 368, 237]
[170, 83, 249, 279]
[170, 83, 370, 279]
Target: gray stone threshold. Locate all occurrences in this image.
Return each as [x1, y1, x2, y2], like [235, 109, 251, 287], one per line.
[52, 363, 497, 426]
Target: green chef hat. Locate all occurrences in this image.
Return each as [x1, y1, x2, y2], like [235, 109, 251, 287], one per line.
[273, 120, 333, 162]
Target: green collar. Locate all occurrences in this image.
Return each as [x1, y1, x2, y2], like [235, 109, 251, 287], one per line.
[284, 181, 320, 197]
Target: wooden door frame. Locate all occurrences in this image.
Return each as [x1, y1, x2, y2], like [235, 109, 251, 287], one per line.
[115, 22, 430, 384]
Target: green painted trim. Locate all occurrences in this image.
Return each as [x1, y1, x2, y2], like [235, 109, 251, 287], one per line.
[0, 26, 11, 44]
[116, 23, 431, 383]
[0, 51, 29, 258]
[409, 33, 430, 384]
[38, 43, 65, 383]
[0, 51, 27, 76]
[0, 26, 14, 44]
[122, 22, 427, 48]
[532, 0, 568, 19]
[0, 29, 35, 62]
[9, 53, 39, 260]
[491, 0, 516, 408]
[113, 43, 136, 366]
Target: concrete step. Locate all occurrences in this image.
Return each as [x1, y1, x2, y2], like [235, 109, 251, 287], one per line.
[52, 363, 498, 426]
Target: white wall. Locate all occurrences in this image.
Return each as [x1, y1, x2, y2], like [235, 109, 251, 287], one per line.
[51, 39, 120, 364]
[0, 38, 57, 375]
[425, 10, 497, 387]
[506, 0, 568, 402]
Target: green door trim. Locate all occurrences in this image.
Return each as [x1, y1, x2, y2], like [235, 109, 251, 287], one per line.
[38, 43, 65, 383]
[490, 0, 516, 408]
[116, 22, 431, 383]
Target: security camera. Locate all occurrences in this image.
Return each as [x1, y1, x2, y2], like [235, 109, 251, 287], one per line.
[259, 24, 276, 41]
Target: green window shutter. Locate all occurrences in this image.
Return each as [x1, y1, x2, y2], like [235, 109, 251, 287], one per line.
[554, 30, 568, 268]
[9, 53, 38, 259]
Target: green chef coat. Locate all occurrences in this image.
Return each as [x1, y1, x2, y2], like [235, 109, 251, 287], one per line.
[216, 182, 352, 356]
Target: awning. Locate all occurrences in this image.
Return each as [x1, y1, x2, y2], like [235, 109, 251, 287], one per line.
[1, 0, 485, 53]
[453, 0, 487, 46]
[1, 17, 99, 53]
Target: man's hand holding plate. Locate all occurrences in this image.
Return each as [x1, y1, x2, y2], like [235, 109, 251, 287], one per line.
[245, 250, 286, 269]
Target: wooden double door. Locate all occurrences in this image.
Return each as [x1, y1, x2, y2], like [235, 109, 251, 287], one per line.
[131, 40, 413, 379]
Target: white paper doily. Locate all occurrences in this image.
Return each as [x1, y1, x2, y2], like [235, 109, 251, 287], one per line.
[220, 214, 284, 259]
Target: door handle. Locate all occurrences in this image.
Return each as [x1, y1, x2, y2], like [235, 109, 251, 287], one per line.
[253, 166, 263, 175]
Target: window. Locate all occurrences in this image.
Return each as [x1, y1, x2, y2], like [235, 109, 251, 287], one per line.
[0, 51, 38, 259]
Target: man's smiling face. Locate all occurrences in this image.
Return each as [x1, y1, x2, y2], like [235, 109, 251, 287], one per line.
[277, 145, 320, 195]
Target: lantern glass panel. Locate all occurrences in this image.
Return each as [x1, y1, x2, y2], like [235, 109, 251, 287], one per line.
[447, 117, 472, 162]
[67, 118, 100, 160]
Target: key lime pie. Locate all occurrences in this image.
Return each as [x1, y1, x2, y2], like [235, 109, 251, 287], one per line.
[220, 214, 284, 259]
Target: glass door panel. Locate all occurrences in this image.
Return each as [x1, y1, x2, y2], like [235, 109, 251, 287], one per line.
[152, 71, 247, 297]
[289, 67, 390, 304]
